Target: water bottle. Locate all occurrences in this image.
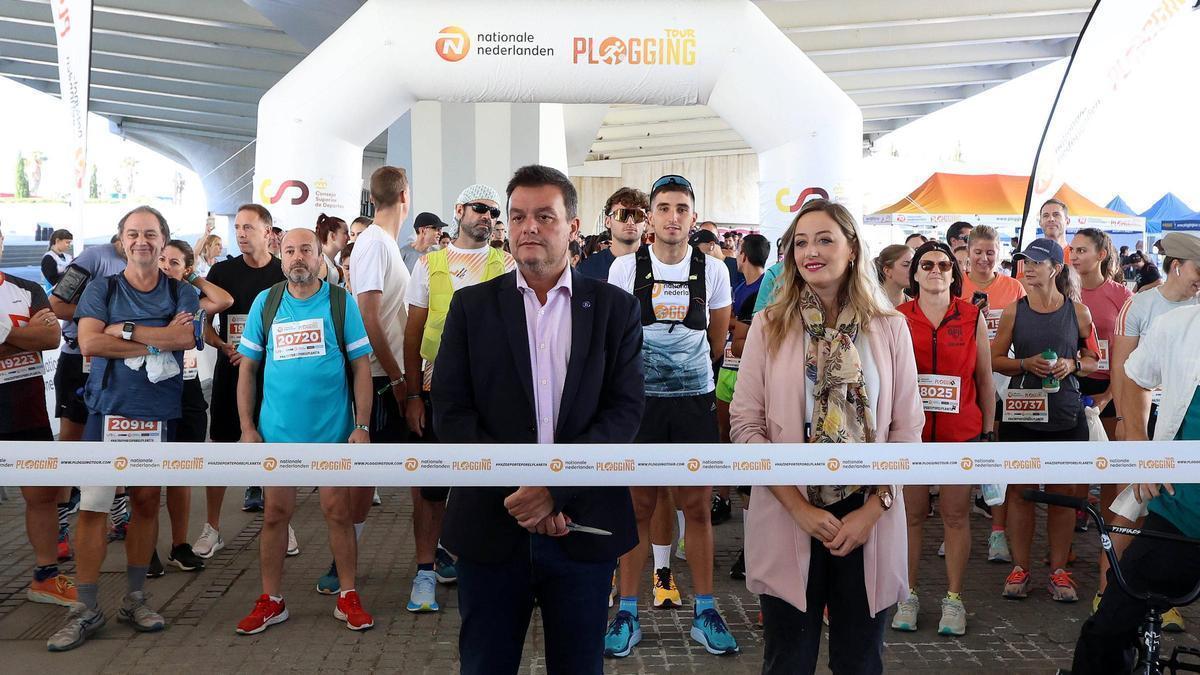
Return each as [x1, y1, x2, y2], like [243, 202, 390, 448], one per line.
[981, 483, 1007, 506]
[1041, 349, 1060, 393]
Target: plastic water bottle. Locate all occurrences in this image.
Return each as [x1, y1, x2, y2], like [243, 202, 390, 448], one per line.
[1041, 349, 1060, 393]
[981, 483, 1007, 506]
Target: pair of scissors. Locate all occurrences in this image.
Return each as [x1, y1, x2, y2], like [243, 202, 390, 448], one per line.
[566, 522, 612, 536]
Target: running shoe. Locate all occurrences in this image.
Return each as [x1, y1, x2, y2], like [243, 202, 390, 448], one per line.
[1075, 509, 1089, 533]
[147, 550, 166, 578]
[652, 567, 682, 608]
[435, 548, 457, 584]
[987, 530, 1012, 563]
[28, 573, 78, 606]
[46, 605, 106, 652]
[236, 594, 289, 635]
[938, 596, 967, 636]
[609, 572, 617, 608]
[108, 513, 129, 542]
[317, 562, 339, 594]
[242, 487, 264, 512]
[1092, 592, 1102, 614]
[406, 573, 439, 612]
[57, 526, 72, 562]
[1002, 566, 1031, 599]
[730, 549, 746, 581]
[1047, 568, 1078, 602]
[972, 494, 993, 519]
[603, 610, 642, 658]
[1163, 607, 1186, 632]
[691, 608, 739, 655]
[65, 487, 80, 515]
[372, 489, 382, 506]
[937, 541, 946, 557]
[675, 537, 687, 561]
[286, 525, 300, 556]
[117, 591, 165, 632]
[891, 592, 919, 631]
[334, 590, 374, 631]
[169, 543, 205, 572]
[711, 494, 731, 525]
[193, 523, 224, 559]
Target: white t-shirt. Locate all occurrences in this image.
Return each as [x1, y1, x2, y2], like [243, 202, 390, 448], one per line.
[608, 247, 732, 396]
[405, 243, 516, 308]
[349, 224, 411, 378]
[1115, 286, 1199, 338]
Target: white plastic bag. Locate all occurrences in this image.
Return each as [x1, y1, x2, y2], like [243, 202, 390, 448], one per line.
[1085, 405, 1108, 442]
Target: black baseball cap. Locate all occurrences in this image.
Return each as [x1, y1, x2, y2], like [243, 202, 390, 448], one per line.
[414, 212, 448, 230]
[689, 229, 720, 247]
[1013, 238, 1064, 264]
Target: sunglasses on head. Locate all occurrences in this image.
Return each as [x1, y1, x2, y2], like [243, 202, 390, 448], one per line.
[919, 260, 955, 272]
[465, 202, 501, 219]
[609, 207, 647, 224]
[651, 174, 693, 194]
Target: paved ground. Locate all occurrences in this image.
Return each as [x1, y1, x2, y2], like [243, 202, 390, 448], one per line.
[1, 486, 1197, 674]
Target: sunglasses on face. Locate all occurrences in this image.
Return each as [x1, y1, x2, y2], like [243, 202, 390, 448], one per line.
[609, 207, 647, 224]
[919, 260, 955, 272]
[651, 174, 693, 194]
[465, 202, 501, 219]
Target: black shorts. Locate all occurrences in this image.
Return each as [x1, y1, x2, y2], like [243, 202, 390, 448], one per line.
[370, 376, 409, 444]
[53, 352, 89, 425]
[1078, 377, 1116, 418]
[637, 392, 720, 444]
[0, 426, 54, 442]
[1000, 411, 1089, 443]
[412, 391, 449, 503]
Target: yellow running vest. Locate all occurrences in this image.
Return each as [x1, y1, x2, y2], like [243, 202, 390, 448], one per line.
[420, 246, 508, 362]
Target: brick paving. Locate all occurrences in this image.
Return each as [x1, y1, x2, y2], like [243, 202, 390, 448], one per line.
[1, 486, 1197, 674]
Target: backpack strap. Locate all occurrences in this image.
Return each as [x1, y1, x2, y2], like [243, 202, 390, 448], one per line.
[683, 246, 708, 331]
[260, 281, 288, 340]
[632, 245, 657, 327]
[328, 283, 349, 363]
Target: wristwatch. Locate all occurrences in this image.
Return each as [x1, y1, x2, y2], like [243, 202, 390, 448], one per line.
[354, 424, 370, 433]
[873, 486, 894, 511]
[121, 321, 135, 341]
[146, 345, 161, 356]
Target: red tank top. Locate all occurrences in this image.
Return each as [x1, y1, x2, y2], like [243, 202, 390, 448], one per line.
[898, 296, 984, 442]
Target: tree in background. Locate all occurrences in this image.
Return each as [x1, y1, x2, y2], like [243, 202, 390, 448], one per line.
[121, 156, 139, 196]
[15, 152, 29, 199]
[29, 151, 46, 195]
[88, 164, 99, 199]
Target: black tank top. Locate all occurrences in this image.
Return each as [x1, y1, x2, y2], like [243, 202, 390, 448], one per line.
[1010, 296, 1082, 431]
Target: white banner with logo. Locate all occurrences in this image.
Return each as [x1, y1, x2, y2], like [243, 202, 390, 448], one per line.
[3, 441, 1197, 486]
[50, 0, 92, 234]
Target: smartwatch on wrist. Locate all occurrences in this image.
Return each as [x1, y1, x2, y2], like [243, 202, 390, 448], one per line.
[354, 424, 370, 433]
[121, 321, 135, 341]
[146, 345, 161, 356]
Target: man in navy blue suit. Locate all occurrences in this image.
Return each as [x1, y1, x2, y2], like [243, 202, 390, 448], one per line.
[432, 164, 644, 675]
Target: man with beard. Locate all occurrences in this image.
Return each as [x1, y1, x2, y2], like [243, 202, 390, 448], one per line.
[577, 187, 649, 281]
[233, 228, 375, 635]
[400, 183, 514, 611]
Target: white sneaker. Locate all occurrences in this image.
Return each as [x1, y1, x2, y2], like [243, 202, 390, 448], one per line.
[937, 541, 945, 557]
[938, 596, 967, 636]
[372, 489, 382, 506]
[193, 523, 224, 559]
[891, 592, 919, 631]
[286, 525, 300, 557]
[988, 530, 1012, 563]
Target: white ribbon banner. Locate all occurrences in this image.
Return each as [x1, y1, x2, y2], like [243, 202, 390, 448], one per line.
[2, 441, 1197, 487]
[50, 0, 92, 236]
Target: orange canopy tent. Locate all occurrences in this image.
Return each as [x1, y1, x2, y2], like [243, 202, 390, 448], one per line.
[866, 173, 1144, 236]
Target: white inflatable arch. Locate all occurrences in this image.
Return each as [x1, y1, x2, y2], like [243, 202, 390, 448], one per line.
[253, 0, 861, 243]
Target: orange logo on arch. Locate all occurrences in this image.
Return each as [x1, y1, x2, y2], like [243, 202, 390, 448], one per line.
[826, 458, 841, 472]
[960, 457, 974, 471]
[549, 459, 564, 472]
[436, 26, 471, 62]
[263, 457, 278, 471]
[405, 458, 420, 472]
[686, 458, 701, 472]
[1095, 457, 1109, 470]
[113, 457, 129, 471]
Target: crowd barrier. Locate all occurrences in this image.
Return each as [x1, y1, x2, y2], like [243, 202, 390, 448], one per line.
[2, 441, 1198, 487]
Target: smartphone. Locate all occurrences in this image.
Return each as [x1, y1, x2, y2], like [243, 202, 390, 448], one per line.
[50, 264, 91, 304]
[971, 290, 989, 309]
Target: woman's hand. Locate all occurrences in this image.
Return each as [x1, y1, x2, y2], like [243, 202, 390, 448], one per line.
[790, 501, 842, 543]
[825, 501, 883, 557]
[1023, 354, 1053, 377]
[1050, 356, 1074, 380]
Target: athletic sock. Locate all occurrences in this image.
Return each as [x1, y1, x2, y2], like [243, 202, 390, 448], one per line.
[354, 522, 364, 541]
[694, 594, 715, 615]
[652, 544, 672, 571]
[992, 524, 1005, 532]
[675, 510, 685, 541]
[34, 564, 59, 582]
[269, 594, 283, 603]
[77, 583, 99, 610]
[619, 596, 638, 617]
[110, 494, 128, 527]
[127, 565, 148, 594]
[416, 562, 434, 572]
[56, 502, 71, 530]
[339, 588, 356, 598]
[947, 591, 962, 602]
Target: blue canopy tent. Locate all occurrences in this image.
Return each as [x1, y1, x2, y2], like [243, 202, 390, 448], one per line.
[1139, 193, 1195, 234]
[1106, 195, 1138, 215]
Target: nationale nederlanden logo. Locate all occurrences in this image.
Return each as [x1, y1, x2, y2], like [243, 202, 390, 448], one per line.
[961, 457, 975, 471]
[436, 26, 471, 62]
[405, 458, 420, 472]
[263, 457, 278, 471]
[113, 457, 129, 471]
[826, 458, 841, 472]
[549, 458, 564, 473]
[686, 458, 701, 472]
[1096, 457, 1109, 470]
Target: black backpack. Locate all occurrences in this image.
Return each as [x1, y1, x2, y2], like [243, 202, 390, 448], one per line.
[632, 244, 708, 331]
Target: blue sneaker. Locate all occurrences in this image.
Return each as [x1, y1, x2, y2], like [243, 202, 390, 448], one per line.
[603, 610, 641, 658]
[434, 548, 457, 585]
[316, 562, 338, 595]
[691, 608, 739, 655]
[406, 572, 439, 613]
[242, 487, 264, 512]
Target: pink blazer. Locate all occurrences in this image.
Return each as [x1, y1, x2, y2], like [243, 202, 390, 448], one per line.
[729, 312, 924, 617]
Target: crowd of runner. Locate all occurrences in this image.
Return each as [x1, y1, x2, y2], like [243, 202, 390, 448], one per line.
[2, 164, 1199, 674]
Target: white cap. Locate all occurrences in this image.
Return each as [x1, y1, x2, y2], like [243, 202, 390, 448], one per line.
[455, 183, 501, 206]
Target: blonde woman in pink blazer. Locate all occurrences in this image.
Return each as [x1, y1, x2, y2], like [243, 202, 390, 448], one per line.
[730, 199, 924, 674]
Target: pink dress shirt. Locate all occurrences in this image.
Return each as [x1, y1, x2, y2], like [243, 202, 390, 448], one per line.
[515, 265, 573, 444]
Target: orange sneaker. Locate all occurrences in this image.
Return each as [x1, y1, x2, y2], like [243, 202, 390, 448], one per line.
[28, 574, 78, 606]
[334, 591, 374, 631]
[236, 594, 288, 635]
[1048, 568, 1079, 603]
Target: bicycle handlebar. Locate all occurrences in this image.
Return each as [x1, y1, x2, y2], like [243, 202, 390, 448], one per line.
[1022, 489, 1085, 511]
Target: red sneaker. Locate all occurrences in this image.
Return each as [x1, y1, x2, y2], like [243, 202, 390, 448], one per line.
[236, 594, 288, 635]
[334, 591, 374, 631]
[57, 532, 72, 562]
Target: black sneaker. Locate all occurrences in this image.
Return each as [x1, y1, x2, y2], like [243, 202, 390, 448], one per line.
[242, 487, 264, 512]
[1075, 509, 1089, 533]
[711, 494, 732, 525]
[168, 543, 205, 572]
[730, 549, 746, 580]
[972, 494, 993, 519]
[147, 550, 166, 578]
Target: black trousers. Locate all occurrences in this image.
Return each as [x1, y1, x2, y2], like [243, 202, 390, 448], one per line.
[456, 534, 613, 675]
[1072, 512, 1200, 674]
[761, 493, 889, 675]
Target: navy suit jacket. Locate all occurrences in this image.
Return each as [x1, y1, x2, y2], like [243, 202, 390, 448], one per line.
[432, 268, 644, 563]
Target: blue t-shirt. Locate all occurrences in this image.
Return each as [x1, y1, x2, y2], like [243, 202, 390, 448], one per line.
[576, 248, 617, 281]
[1148, 386, 1200, 538]
[62, 244, 126, 354]
[753, 261, 784, 314]
[733, 276, 762, 317]
[725, 256, 744, 288]
[76, 272, 200, 421]
[237, 282, 372, 443]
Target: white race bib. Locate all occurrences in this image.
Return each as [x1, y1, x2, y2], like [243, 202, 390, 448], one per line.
[1003, 389, 1050, 423]
[228, 314, 248, 347]
[722, 338, 741, 371]
[103, 415, 164, 443]
[0, 351, 45, 384]
[985, 309, 1003, 342]
[1097, 339, 1110, 372]
[81, 355, 93, 374]
[918, 374, 961, 413]
[183, 349, 199, 381]
[272, 318, 326, 361]
[1151, 388, 1164, 406]
[651, 282, 690, 323]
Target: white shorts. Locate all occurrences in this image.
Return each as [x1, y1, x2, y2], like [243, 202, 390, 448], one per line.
[78, 486, 119, 513]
